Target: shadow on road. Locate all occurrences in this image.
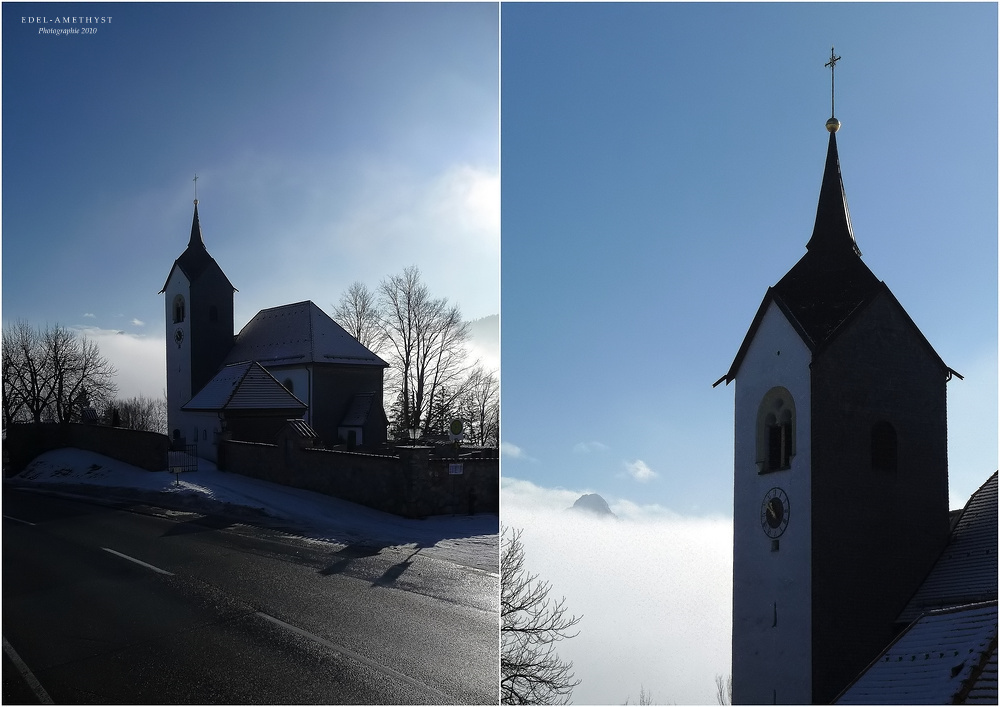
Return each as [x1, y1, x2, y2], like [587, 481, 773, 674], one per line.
[318, 543, 390, 575]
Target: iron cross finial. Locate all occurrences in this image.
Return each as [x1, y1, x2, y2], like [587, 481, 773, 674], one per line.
[825, 47, 842, 118]
[193, 173, 199, 204]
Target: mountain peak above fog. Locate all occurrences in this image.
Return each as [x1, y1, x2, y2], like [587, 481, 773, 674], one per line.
[569, 493, 617, 518]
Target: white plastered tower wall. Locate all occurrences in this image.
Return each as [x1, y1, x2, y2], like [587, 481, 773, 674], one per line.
[732, 301, 812, 705]
[164, 266, 192, 443]
[163, 267, 223, 460]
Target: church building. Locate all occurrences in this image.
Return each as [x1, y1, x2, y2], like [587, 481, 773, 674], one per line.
[715, 105, 967, 703]
[161, 200, 388, 461]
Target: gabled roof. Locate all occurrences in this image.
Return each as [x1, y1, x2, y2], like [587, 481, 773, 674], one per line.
[899, 472, 999, 624]
[835, 602, 998, 705]
[340, 391, 378, 427]
[160, 202, 237, 294]
[225, 300, 387, 368]
[182, 361, 307, 412]
[716, 128, 949, 386]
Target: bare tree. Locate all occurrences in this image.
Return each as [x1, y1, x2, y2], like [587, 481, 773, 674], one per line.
[377, 266, 470, 436]
[333, 268, 493, 442]
[715, 674, 732, 706]
[332, 280, 386, 353]
[1, 321, 116, 426]
[46, 327, 117, 423]
[458, 365, 499, 447]
[625, 685, 655, 705]
[3, 320, 44, 426]
[502, 526, 582, 705]
[106, 394, 167, 434]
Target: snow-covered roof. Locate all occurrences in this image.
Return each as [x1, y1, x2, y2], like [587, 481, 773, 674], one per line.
[183, 361, 307, 412]
[225, 301, 387, 368]
[899, 472, 998, 624]
[964, 643, 998, 704]
[836, 602, 998, 705]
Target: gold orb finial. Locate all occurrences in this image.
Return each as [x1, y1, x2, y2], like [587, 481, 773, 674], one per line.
[826, 117, 841, 133]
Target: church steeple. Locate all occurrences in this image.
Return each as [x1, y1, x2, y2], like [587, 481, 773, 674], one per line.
[189, 199, 205, 249]
[805, 130, 861, 257]
[725, 51, 954, 705]
[162, 193, 237, 444]
[161, 200, 234, 292]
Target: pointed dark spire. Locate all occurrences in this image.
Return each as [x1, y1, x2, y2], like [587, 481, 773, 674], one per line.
[806, 130, 861, 257]
[188, 199, 205, 249]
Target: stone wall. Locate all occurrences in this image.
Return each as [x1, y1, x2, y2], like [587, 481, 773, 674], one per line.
[221, 439, 498, 518]
[4, 423, 170, 475]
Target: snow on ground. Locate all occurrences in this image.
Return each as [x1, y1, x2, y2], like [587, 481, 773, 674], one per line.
[7, 448, 498, 573]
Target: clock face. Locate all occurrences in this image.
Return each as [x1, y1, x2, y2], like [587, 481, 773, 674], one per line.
[174, 328, 184, 346]
[760, 487, 790, 538]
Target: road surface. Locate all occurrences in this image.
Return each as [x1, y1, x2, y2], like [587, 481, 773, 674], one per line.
[3, 488, 498, 704]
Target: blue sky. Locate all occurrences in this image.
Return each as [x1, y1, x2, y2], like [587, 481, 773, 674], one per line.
[3, 2, 498, 398]
[501, 2, 998, 519]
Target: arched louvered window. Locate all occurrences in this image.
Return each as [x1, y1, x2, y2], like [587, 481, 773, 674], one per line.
[757, 387, 796, 473]
[173, 295, 186, 323]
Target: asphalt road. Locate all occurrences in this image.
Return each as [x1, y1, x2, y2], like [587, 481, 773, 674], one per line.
[2, 488, 498, 704]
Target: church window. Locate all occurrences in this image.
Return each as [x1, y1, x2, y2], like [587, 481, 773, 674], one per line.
[757, 387, 795, 473]
[871, 421, 897, 473]
[173, 295, 186, 323]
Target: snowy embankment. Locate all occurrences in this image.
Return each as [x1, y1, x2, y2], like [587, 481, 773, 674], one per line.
[7, 448, 498, 573]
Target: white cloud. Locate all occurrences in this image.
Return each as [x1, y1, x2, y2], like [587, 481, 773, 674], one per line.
[501, 441, 527, 459]
[573, 440, 610, 454]
[623, 458, 658, 482]
[131, 318, 145, 327]
[502, 478, 733, 705]
[313, 160, 500, 319]
[73, 326, 165, 400]
[464, 314, 499, 374]
[83, 312, 96, 319]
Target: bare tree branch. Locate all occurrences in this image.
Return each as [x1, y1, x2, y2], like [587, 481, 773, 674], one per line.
[715, 674, 732, 706]
[2, 321, 116, 426]
[331, 281, 386, 353]
[502, 526, 582, 705]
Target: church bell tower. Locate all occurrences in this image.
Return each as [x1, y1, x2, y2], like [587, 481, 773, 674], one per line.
[718, 52, 955, 704]
[160, 198, 236, 443]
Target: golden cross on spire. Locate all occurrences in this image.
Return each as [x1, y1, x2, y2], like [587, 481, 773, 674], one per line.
[825, 47, 842, 118]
